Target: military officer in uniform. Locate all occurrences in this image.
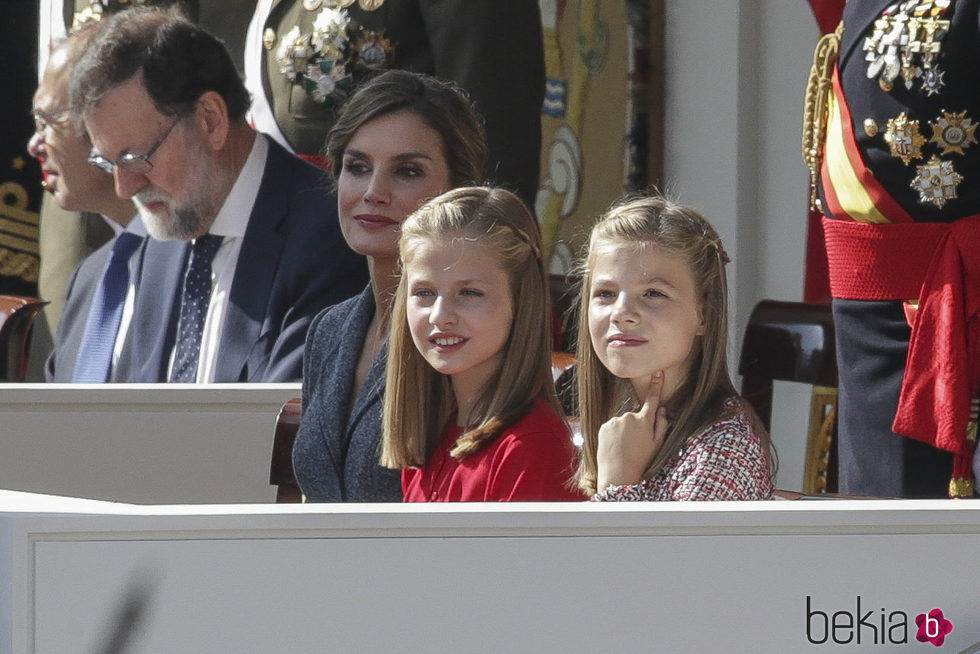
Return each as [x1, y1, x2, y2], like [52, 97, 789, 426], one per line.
[245, 0, 544, 207]
[804, 0, 980, 497]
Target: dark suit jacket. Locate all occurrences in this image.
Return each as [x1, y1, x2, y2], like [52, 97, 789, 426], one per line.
[45, 235, 142, 382]
[125, 137, 368, 382]
[292, 286, 401, 502]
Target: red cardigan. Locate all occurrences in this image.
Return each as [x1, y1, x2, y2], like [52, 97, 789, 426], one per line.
[402, 398, 584, 502]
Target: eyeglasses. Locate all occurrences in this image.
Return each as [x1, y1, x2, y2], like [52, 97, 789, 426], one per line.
[87, 118, 181, 175]
[31, 107, 70, 134]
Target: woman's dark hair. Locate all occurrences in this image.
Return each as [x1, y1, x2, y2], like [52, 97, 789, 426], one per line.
[325, 70, 487, 189]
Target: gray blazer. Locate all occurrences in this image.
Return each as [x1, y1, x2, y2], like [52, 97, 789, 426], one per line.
[292, 286, 401, 502]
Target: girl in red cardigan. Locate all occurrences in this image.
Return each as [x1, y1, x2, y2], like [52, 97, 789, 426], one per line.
[380, 186, 582, 502]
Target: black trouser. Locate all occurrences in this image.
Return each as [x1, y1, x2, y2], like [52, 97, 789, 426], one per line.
[833, 298, 953, 498]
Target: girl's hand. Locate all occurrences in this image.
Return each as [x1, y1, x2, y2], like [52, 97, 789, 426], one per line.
[596, 371, 669, 491]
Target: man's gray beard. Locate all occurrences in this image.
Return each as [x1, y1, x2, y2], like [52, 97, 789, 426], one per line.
[135, 197, 210, 241]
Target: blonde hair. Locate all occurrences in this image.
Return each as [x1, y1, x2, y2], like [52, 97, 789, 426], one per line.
[574, 193, 770, 495]
[381, 186, 559, 468]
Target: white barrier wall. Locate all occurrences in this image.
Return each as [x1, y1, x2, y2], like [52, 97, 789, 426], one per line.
[3, 493, 980, 653]
[0, 384, 300, 504]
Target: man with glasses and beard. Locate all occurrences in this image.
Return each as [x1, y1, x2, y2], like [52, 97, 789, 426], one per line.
[69, 7, 367, 382]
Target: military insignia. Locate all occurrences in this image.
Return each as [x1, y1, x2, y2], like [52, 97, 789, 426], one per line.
[275, 0, 396, 107]
[352, 31, 394, 69]
[921, 66, 946, 95]
[862, 1, 952, 96]
[864, 13, 907, 90]
[276, 7, 354, 103]
[884, 112, 926, 164]
[311, 7, 351, 58]
[304, 60, 353, 103]
[910, 155, 962, 208]
[929, 110, 977, 156]
[864, 118, 879, 137]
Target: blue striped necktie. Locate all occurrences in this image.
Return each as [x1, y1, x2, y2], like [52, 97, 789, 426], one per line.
[169, 234, 223, 382]
[72, 232, 143, 382]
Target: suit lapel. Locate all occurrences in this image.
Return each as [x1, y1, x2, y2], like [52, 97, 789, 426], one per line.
[346, 341, 386, 438]
[125, 238, 188, 381]
[338, 289, 383, 450]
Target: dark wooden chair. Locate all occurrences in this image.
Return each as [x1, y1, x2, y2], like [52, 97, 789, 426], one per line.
[737, 299, 838, 493]
[270, 397, 303, 503]
[0, 295, 48, 382]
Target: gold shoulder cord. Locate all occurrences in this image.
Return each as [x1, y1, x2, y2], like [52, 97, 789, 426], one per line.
[802, 22, 844, 213]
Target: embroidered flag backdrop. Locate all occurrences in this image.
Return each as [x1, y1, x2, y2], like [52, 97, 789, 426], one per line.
[535, 0, 663, 273]
[0, 1, 42, 297]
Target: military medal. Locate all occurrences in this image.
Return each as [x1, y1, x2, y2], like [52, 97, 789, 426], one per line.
[883, 112, 926, 164]
[921, 67, 946, 95]
[862, 0, 953, 95]
[352, 31, 394, 69]
[865, 11, 910, 90]
[929, 110, 977, 155]
[910, 155, 962, 208]
[276, 7, 353, 101]
[914, 18, 950, 95]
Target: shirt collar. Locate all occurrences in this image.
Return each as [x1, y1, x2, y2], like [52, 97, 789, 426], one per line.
[208, 132, 269, 239]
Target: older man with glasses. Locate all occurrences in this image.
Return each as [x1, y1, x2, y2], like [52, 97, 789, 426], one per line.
[29, 24, 147, 382]
[69, 7, 367, 383]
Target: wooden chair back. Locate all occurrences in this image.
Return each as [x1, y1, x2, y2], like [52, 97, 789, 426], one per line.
[737, 300, 838, 493]
[270, 397, 302, 503]
[0, 295, 48, 382]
